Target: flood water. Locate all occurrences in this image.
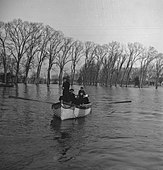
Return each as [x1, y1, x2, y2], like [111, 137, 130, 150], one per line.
[0, 84, 163, 170]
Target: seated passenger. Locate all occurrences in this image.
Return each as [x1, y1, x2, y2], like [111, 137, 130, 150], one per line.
[75, 87, 85, 105]
[78, 87, 86, 98]
[69, 89, 76, 104]
[83, 94, 90, 104]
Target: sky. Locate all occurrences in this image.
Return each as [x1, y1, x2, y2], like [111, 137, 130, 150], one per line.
[0, 0, 163, 52]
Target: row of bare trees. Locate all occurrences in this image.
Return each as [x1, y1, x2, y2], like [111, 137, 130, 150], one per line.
[0, 19, 163, 88]
[0, 19, 84, 86]
[79, 42, 163, 88]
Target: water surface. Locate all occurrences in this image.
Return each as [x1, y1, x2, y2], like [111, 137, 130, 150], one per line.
[0, 84, 163, 170]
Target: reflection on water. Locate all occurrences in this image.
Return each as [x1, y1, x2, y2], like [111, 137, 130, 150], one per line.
[50, 117, 86, 163]
[0, 84, 163, 169]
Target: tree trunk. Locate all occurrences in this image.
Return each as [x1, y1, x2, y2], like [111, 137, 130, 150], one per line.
[155, 73, 159, 89]
[120, 70, 126, 87]
[70, 65, 75, 85]
[71, 71, 75, 86]
[23, 66, 30, 84]
[24, 57, 34, 84]
[36, 65, 41, 85]
[15, 61, 20, 84]
[125, 66, 132, 87]
[115, 72, 119, 87]
[58, 67, 63, 86]
[3, 66, 7, 84]
[47, 67, 51, 86]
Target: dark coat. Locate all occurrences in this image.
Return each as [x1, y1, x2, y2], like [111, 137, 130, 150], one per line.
[62, 80, 70, 102]
[78, 89, 86, 98]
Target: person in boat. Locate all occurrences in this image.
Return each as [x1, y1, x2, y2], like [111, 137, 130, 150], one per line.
[76, 87, 86, 105]
[82, 94, 90, 104]
[62, 77, 70, 102]
[69, 88, 76, 104]
[78, 87, 86, 98]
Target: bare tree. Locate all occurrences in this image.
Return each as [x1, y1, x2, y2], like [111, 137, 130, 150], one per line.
[99, 42, 121, 86]
[46, 30, 64, 86]
[82, 41, 97, 85]
[114, 51, 126, 87]
[23, 23, 43, 84]
[35, 25, 53, 84]
[139, 46, 157, 87]
[55, 37, 75, 85]
[94, 45, 107, 86]
[108, 42, 122, 87]
[155, 53, 163, 89]
[0, 22, 10, 83]
[70, 40, 84, 85]
[7, 19, 38, 83]
[120, 42, 144, 87]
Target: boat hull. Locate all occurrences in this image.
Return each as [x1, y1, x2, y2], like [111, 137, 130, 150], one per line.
[52, 102, 92, 120]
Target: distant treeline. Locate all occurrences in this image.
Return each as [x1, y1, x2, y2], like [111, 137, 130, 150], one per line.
[0, 19, 163, 88]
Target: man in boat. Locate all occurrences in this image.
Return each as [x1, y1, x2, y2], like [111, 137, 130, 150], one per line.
[78, 87, 86, 98]
[69, 88, 76, 104]
[83, 94, 90, 104]
[76, 87, 86, 105]
[62, 77, 70, 102]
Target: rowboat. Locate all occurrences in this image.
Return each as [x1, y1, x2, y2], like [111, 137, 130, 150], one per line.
[51, 102, 92, 120]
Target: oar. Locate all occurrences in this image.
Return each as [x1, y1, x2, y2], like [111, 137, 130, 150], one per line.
[108, 100, 132, 104]
[97, 100, 132, 104]
[9, 96, 53, 104]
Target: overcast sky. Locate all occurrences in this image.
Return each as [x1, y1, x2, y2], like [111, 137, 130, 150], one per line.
[0, 0, 163, 52]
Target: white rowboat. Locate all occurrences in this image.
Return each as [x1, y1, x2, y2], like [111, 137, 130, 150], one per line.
[51, 102, 92, 120]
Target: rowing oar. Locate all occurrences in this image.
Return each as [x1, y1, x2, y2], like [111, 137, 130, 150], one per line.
[97, 100, 132, 104]
[9, 96, 53, 104]
[108, 100, 132, 104]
